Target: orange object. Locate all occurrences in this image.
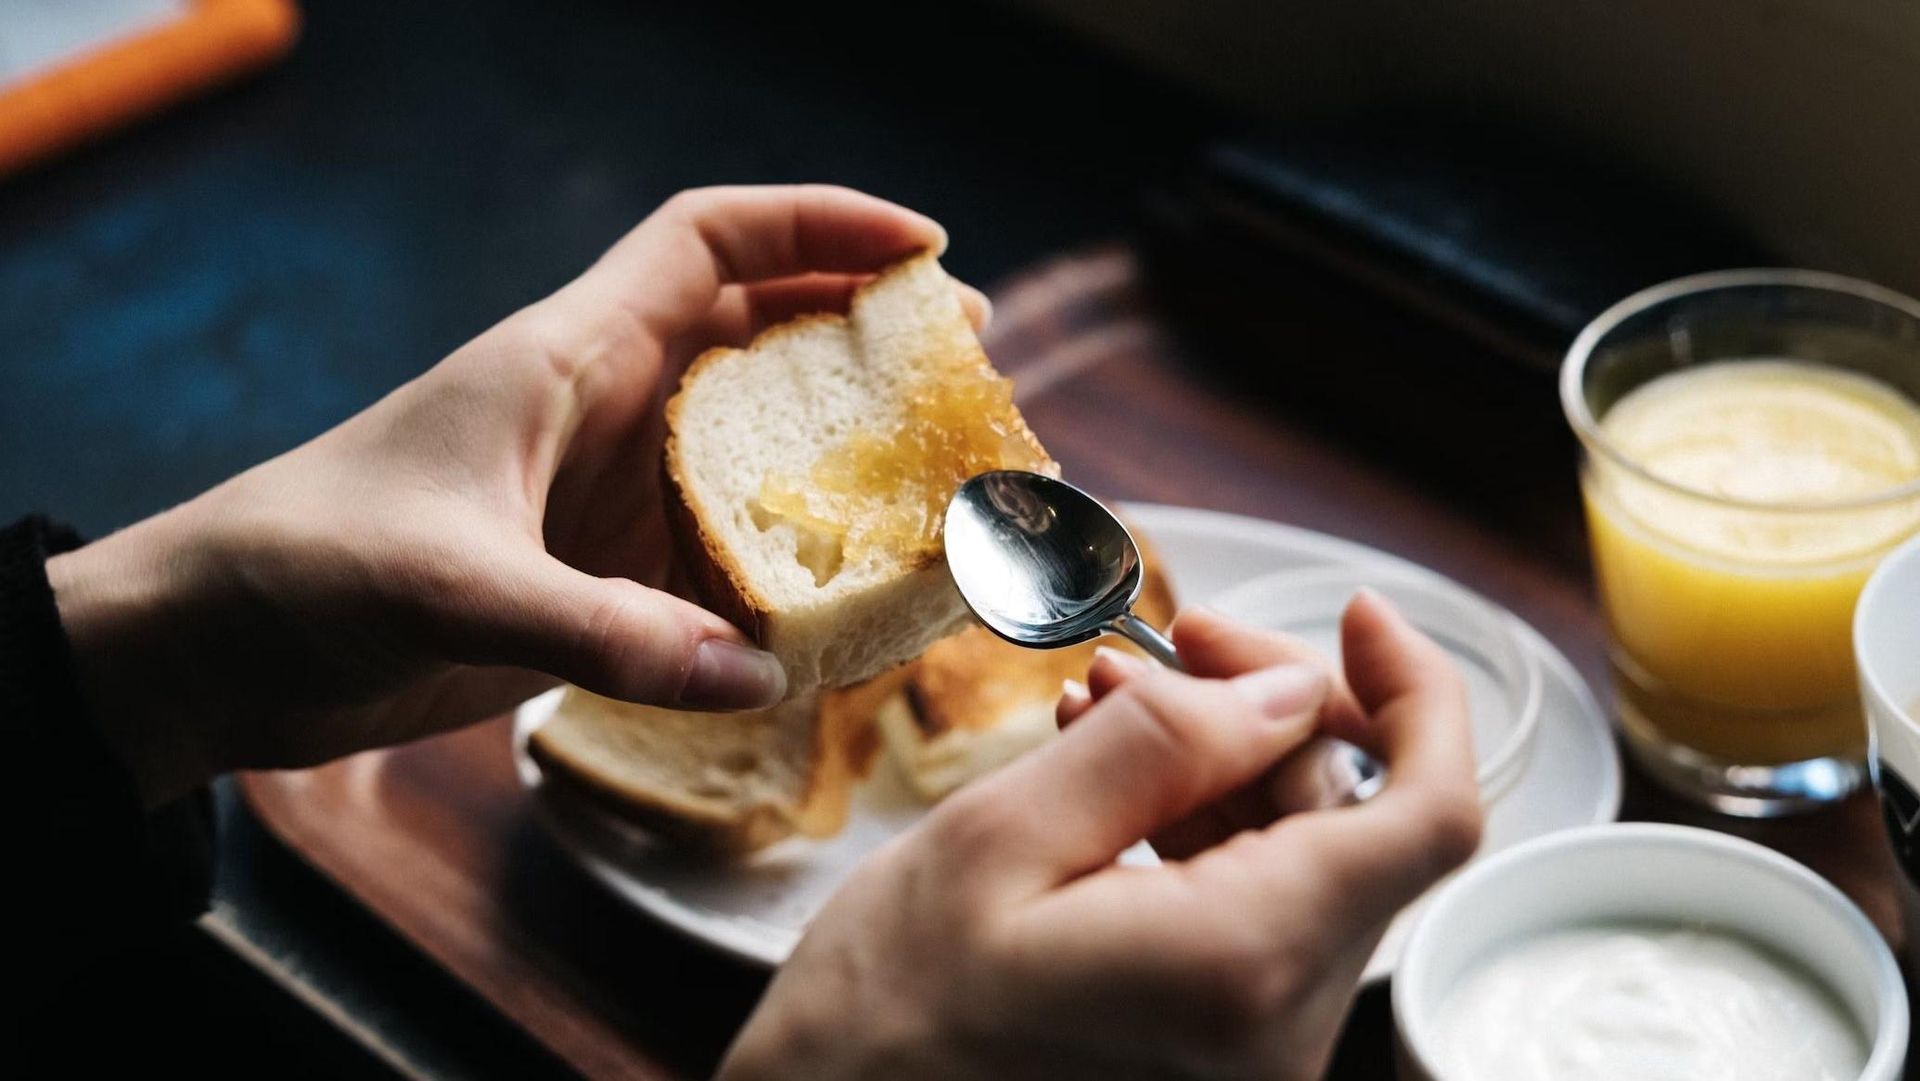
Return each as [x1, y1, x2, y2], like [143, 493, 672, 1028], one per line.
[0, 0, 299, 176]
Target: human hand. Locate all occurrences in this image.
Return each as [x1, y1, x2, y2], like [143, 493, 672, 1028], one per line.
[1061, 599, 1407, 857]
[48, 185, 981, 808]
[720, 596, 1481, 1081]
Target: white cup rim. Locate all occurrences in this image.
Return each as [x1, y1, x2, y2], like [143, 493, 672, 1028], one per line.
[1856, 531, 1920, 737]
[1393, 822, 1909, 1081]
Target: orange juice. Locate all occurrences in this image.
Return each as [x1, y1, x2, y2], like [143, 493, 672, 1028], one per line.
[1584, 360, 1920, 764]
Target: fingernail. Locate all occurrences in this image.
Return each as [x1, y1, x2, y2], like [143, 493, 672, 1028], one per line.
[1092, 645, 1151, 677]
[1060, 678, 1090, 706]
[679, 638, 787, 710]
[1230, 664, 1327, 721]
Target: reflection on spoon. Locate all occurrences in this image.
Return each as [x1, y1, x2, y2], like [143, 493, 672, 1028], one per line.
[944, 471, 1180, 667]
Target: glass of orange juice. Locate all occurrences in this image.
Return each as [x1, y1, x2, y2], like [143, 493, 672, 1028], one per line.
[1563, 270, 1920, 816]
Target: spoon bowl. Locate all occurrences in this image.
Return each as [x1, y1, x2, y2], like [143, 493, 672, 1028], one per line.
[944, 471, 1180, 666]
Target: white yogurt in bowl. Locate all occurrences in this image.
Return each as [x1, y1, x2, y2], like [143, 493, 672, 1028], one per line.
[1434, 923, 1865, 1081]
[1394, 824, 1907, 1081]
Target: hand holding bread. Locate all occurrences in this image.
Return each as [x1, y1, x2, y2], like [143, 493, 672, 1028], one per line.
[50, 185, 978, 807]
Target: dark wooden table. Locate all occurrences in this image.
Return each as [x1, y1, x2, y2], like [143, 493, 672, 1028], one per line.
[242, 247, 1914, 1079]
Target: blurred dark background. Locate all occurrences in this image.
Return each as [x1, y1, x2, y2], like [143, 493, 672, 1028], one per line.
[0, 0, 1211, 538]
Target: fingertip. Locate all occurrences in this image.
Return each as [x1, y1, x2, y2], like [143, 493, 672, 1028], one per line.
[1088, 645, 1151, 695]
[1340, 587, 1419, 664]
[1092, 644, 1149, 671]
[1172, 604, 1230, 630]
[1338, 587, 1468, 752]
[924, 217, 951, 256]
[677, 637, 787, 711]
[1168, 605, 1238, 649]
[485, 562, 781, 711]
[835, 188, 947, 264]
[854, 186, 945, 254]
[1340, 590, 1404, 711]
[1057, 678, 1092, 729]
[1343, 586, 1396, 631]
[1344, 587, 1453, 667]
[954, 282, 992, 330]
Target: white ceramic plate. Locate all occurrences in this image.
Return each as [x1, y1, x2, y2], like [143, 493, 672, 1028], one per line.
[514, 504, 1622, 981]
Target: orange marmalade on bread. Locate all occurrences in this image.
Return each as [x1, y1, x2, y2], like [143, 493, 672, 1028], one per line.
[754, 363, 1047, 580]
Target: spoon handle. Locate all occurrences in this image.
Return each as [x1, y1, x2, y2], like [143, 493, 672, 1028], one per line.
[1107, 612, 1184, 671]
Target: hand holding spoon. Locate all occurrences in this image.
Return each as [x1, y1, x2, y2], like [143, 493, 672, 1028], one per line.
[944, 469, 1382, 800]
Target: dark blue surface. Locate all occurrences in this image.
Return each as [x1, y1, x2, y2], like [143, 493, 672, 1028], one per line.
[0, 0, 1208, 537]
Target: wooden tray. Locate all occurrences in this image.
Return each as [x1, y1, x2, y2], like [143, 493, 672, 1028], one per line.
[241, 248, 1910, 1079]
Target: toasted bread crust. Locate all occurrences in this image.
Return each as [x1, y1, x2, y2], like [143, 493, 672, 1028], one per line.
[798, 665, 915, 837]
[665, 350, 763, 644]
[816, 665, 909, 778]
[527, 730, 797, 855]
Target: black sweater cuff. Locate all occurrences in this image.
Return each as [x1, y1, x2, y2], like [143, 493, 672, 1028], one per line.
[0, 516, 214, 972]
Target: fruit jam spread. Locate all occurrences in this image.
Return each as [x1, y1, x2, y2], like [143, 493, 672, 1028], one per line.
[753, 365, 1047, 583]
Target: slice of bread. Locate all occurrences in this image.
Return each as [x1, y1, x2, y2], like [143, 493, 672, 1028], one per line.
[665, 253, 1055, 693]
[877, 531, 1177, 801]
[527, 687, 856, 854]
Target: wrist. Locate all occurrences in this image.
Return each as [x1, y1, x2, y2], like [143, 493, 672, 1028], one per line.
[48, 508, 220, 808]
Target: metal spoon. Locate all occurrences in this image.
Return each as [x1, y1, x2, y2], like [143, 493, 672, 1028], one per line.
[944, 468, 1383, 801]
[944, 470, 1182, 667]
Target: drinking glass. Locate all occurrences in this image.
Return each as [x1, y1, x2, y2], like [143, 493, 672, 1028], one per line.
[1563, 270, 1920, 816]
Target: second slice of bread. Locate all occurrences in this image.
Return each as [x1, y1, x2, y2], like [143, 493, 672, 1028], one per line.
[666, 253, 1054, 692]
[527, 687, 857, 854]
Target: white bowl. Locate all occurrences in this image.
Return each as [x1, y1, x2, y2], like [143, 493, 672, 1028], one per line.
[1393, 823, 1908, 1081]
[1857, 532, 1920, 889]
[1209, 564, 1543, 802]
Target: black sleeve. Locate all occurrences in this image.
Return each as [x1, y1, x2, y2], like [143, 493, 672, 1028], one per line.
[0, 516, 215, 984]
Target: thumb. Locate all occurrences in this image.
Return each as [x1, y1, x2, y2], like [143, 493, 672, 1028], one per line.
[939, 662, 1327, 897]
[439, 552, 787, 710]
